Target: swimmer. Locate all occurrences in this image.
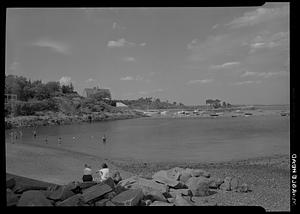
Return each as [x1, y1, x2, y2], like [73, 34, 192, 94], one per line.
[33, 130, 37, 139]
[19, 130, 23, 139]
[102, 135, 107, 144]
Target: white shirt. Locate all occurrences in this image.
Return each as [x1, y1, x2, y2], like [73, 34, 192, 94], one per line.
[98, 168, 109, 181]
[84, 167, 92, 175]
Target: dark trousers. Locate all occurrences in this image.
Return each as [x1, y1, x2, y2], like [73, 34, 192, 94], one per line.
[82, 174, 93, 182]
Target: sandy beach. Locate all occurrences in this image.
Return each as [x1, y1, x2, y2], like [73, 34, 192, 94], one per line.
[6, 141, 290, 211]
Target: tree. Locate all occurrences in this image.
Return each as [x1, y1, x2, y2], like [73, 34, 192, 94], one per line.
[45, 81, 61, 95]
[222, 101, 227, 108]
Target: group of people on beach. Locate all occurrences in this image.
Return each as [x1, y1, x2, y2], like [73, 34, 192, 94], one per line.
[82, 162, 110, 183]
[9, 129, 23, 144]
[9, 126, 108, 146]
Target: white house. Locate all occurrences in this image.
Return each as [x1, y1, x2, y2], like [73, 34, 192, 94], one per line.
[116, 102, 128, 108]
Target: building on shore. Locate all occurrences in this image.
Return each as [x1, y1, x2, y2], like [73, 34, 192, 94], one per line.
[84, 86, 111, 100]
[116, 102, 128, 108]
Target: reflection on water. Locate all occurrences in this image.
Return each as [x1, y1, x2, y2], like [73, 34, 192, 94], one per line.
[5, 115, 290, 162]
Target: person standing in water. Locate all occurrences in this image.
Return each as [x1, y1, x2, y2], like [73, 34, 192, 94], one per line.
[58, 137, 62, 145]
[102, 134, 107, 144]
[19, 129, 23, 140]
[33, 129, 37, 139]
[10, 132, 14, 144]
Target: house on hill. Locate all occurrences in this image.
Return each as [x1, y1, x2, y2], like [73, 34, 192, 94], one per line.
[84, 86, 111, 100]
[116, 102, 128, 108]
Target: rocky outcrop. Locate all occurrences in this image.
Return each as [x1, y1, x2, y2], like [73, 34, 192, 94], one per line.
[6, 168, 251, 206]
[111, 188, 144, 206]
[185, 177, 211, 197]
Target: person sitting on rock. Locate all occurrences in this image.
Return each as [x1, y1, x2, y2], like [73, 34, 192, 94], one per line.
[82, 164, 93, 182]
[97, 163, 110, 182]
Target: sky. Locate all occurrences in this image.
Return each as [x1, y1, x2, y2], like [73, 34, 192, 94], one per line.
[6, 3, 290, 105]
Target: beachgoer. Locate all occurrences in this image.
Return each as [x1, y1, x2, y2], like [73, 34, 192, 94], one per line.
[14, 131, 18, 140]
[102, 135, 107, 144]
[82, 164, 93, 182]
[19, 130, 23, 139]
[45, 137, 48, 144]
[97, 163, 109, 182]
[58, 137, 62, 145]
[10, 132, 14, 144]
[33, 130, 37, 139]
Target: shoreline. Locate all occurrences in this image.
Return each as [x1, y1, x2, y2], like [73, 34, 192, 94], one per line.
[6, 142, 290, 210]
[5, 111, 146, 130]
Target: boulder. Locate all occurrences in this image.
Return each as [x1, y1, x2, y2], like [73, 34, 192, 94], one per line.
[186, 177, 210, 197]
[149, 201, 174, 206]
[56, 194, 83, 206]
[7, 189, 19, 206]
[179, 172, 192, 183]
[47, 183, 76, 201]
[230, 177, 240, 191]
[117, 176, 138, 189]
[152, 170, 185, 189]
[190, 169, 210, 178]
[81, 183, 113, 203]
[111, 171, 122, 184]
[95, 198, 110, 206]
[134, 177, 168, 194]
[13, 184, 48, 194]
[105, 201, 116, 206]
[174, 194, 195, 206]
[209, 177, 224, 189]
[77, 181, 97, 191]
[145, 199, 152, 206]
[220, 177, 232, 191]
[17, 190, 53, 206]
[103, 177, 116, 190]
[111, 188, 144, 206]
[166, 167, 185, 181]
[143, 189, 167, 202]
[169, 189, 192, 198]
[6, 177, 16, 190]
[236, 183, 249, 193]
[103, 191, 117, 199]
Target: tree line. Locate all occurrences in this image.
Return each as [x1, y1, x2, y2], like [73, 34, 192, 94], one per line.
[5, 74, 76, 102]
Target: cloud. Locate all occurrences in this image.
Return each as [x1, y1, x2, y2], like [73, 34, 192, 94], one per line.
[59, 76, 72, 85]
[9, 61, 20, 71]
[187, 79, 214, 85]
[210, 61, 241, 69]
[32, 38, 70, 54]
[86, 78, 97, 83]
[249, 31, 289, 53]
[241, 70, 289, 78]
[107, 38, 146, 48]
[227, 5, 289, 28]
[233, 80, 262, 85]
[120, 76, 134, 81]
[241, 71, 258, 77]
[122, 57, 136, 62]
[186, 34, 247, 62]
[120, 75, 144, 81]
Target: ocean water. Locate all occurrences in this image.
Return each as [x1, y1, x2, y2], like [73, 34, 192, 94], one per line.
[5, 115, 290, 162]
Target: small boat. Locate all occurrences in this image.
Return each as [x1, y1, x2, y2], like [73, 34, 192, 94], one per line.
[244, 112, 253, 116]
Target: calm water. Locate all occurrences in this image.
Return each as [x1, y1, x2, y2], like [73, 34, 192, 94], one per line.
[5, 115, 290, 162]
